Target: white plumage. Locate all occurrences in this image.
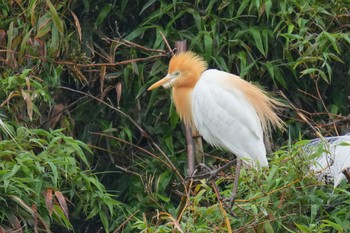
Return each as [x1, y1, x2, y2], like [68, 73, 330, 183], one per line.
[148, 51, 283, 169]
[192, 70, 267, 167]
[306, 133, 350, 187]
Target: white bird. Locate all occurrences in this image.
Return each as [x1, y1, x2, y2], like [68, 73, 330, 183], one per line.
[306, 133, 350, 188]
[148, 51, 284, 168]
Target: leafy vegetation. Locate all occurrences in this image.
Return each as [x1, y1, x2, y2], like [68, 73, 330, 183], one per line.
[0, 0, 349, 232]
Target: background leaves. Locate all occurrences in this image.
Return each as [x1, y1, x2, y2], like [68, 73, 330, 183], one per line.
[0, 0, 349, 232]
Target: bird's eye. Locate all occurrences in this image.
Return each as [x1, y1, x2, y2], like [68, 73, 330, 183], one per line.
[173, 71, 180, 77]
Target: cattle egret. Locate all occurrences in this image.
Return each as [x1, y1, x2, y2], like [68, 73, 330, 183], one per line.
[148, 51, 283, 168]
[306, 133, 350, 188]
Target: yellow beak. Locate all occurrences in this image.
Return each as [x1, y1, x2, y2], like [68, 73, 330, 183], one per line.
[147, 76, 171, 91]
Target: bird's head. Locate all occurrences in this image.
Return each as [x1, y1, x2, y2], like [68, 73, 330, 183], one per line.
[148, 51, 208, 91]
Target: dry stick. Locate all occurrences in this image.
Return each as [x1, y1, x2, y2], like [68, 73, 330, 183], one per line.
[314, 79, 339, 136]
[0, 49, 166, 67]
[279, 91, 324, 140]
[105, 38, 165, 53]
[160, 31, 175, 56]
[114, 210, 140, 233]
[174, 40, 195, 176]
[342, 168, 350, 184]
[172, 40, 196, 220]
[211, 180, 233, 233]
[320, 114, 350, 127]
[59, 86, 184, 183]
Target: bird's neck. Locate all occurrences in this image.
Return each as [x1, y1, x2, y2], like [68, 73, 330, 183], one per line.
[172, 87, 194, 127]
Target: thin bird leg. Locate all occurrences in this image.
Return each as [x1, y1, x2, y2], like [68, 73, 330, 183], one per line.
[228, 158, 242, 208]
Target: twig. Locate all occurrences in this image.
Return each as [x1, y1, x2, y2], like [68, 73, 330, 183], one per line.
[114, 210, 140, 233]
[114, 164, 142, 179]
[159, 31, 174, 56]
[186, 160, 236, 180]
[314, 79, 339, 135]
[105, 38, 165, 53]
[342, 167, 350, 184]
[211, 180, 233, 233]
[59, 86, 184, 182]
[0, 49, 166, 67]
[320, 114, 350, 127]
[90, 132, 172, 172]
[0, 91, 20, 108]
[59, 86, 145, 134]
[279, 91, 324, 139]
[176, 179, 194, 221]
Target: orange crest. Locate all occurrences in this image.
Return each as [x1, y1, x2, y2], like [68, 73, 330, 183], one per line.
[168, 51, 208, 76]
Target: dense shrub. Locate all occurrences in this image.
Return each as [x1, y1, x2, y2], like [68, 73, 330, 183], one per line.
[0, 0, 349, 232]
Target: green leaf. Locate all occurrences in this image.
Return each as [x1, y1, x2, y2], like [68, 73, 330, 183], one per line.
[264, 222, 274, 233]
[320, 220, 343, 232]
[139, 0, 156, 15]
[164, 134, 173, 154]
[249, 28, 266, 57]
[204, 32, 213, 57]
[322, 31, 340, 54]
[46, 0, 64, 33]
[295, 223, 311, 233]
[95, 4, 112, 28]
[99, 212, 109, 232]
[155, 193, 170, 203]
[237, 0, 250, 17]
[47, 161, 58, 187]
[125, 28, 144, 41]
[156, 171, 172, 192]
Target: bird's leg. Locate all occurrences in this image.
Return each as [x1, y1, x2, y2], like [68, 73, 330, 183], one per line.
[228, 158, 242, 208]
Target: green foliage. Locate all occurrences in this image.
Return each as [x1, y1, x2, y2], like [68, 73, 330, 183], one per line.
[0, 126, 122, 232]
[135, 141, 350, 232]
[0, 0, 350, 232]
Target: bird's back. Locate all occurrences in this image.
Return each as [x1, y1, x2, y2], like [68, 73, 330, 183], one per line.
[191, 69, 268, 167]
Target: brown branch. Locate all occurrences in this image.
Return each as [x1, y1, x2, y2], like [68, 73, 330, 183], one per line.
[58, 86, 184, 182]
[342, 168, 350, 184]
[0, 91, 20, 108]
[314, 79, 339, 135]
[320, 114, 350, 127]
[211, 180, 233, 233]
[114, 210, 140, 233]
[105, 38, 165, 53]
[93, 132, 184, 182]
[160, 31, 174, 56]
[0, 49, 167, 68]
[280, 91, 324, 139]
[175, 40, 196, 176]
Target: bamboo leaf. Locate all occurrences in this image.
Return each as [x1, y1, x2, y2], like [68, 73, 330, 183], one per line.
[45, 188, 54, 216]
[54, 190, 69, 220]
[237, 0, 250, 17]
[95, 4, 112, 28]
[249, 28, 266, 57]
[46, 0, 64, 33]
[139, 0, 156, 15]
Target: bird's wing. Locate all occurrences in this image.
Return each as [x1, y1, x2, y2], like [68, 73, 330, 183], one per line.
[192, 69, 267, 167]
[306, 133, 350, 187]
[328, 134, 350, 187]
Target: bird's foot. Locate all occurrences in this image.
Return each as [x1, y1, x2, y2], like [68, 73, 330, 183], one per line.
[186, 160, 237, 180]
